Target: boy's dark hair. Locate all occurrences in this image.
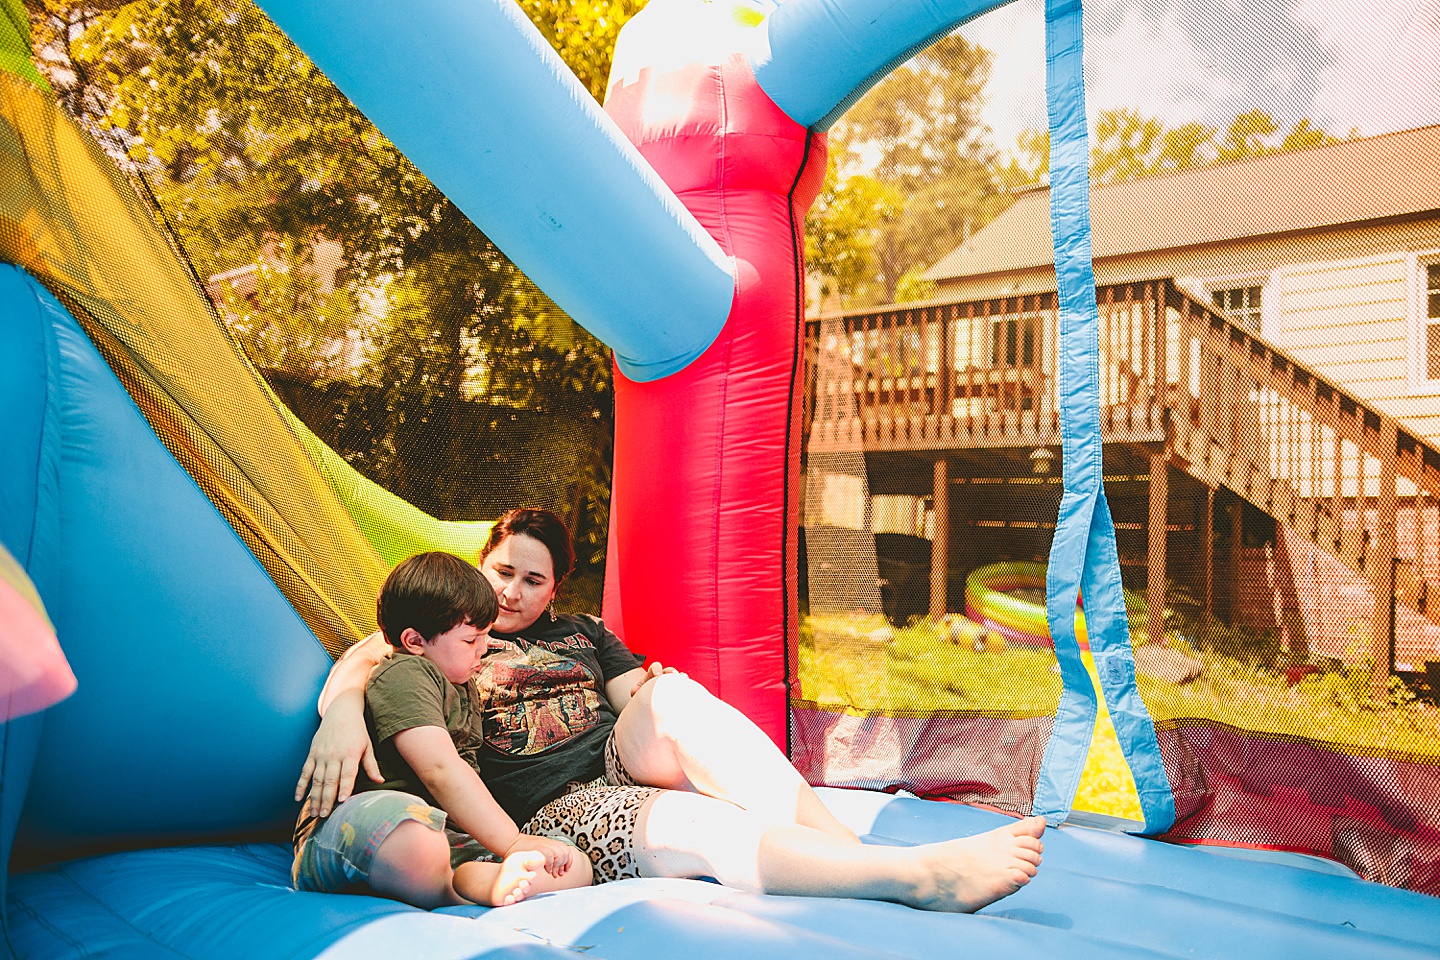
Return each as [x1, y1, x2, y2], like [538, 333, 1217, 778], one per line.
[377, 552, 498, 648]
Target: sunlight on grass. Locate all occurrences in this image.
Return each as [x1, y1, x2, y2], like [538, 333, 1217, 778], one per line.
[797, 610, 1440, 821]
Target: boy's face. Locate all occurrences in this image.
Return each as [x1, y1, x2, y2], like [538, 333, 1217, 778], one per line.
[422, 621, 492, 684]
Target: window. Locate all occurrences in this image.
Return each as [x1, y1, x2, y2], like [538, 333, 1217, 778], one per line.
[990, 313, 1042, 366]
[1412, 253, 1440, 392]
[1212, 285, 1263, 331]
[1427, 263, 1440, 380]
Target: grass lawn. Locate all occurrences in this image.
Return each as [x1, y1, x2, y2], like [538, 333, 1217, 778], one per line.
[797, 611, 1440, 821]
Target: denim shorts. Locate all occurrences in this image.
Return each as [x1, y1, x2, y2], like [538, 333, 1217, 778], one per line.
[291, 790, 498, 893]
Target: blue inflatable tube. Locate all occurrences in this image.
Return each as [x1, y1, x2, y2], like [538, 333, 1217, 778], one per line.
[0, 266, 333, 863]
[253, 0, 736, 382]
[752, 0, 1013, 129]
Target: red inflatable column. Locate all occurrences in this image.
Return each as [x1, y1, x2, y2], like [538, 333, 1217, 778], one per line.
[603, 52, 825, 746]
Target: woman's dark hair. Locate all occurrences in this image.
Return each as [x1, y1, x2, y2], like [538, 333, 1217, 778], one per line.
[377, 552, 498, 647]
[479, 508, 575, 586]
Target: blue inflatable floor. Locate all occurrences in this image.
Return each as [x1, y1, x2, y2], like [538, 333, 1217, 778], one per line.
[8, 788, 1438, 960]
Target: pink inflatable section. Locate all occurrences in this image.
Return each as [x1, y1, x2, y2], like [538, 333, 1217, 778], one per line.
[0, 554, 75, 721]
[602, 12, 826, 745]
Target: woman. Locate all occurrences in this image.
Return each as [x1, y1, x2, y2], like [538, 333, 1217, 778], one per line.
[298, 509, 1044, 911]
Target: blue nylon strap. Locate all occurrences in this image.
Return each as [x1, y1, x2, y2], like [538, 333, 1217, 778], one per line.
[1035, 0, 1175, 833]
[252, 0, 735, 383]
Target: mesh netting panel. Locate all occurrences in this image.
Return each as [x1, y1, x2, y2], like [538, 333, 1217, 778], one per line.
[0, 71, 385, 654]
[28, 0, 615, 615]
[15, 0, 1440, 893]
[798, 0, 1440, 890]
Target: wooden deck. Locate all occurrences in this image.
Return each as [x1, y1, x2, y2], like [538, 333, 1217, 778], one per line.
[804, 280, 1440, 680]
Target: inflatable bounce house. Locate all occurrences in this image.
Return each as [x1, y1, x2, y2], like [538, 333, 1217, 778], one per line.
[2, 0, 1438, 956]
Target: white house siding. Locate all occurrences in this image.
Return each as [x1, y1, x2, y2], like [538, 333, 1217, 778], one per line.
[1273, 253, 1408, 402]
[1267, 253, 1440, 500]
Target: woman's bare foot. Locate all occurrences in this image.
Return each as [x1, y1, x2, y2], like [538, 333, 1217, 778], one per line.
[904, 816, 1046, 913]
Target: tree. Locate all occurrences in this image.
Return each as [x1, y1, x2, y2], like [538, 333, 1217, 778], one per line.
[30, 0, 625, 589]
[515, 0, 647, 103]
[1005, 107, 1350, 189]
[810, 34, 1006, 307]
[804, 155, 900, 308]
[213, 236, 355, 381]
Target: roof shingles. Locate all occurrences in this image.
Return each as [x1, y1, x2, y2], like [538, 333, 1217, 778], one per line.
[926, 125, 1440, 282]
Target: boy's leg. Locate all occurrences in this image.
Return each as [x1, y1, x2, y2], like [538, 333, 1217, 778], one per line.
[454, 852, 550, 907]
[294, 789, 544, 908]
[611, 674, 857, 841]
[457, 846, 592, 902]
[295, 790, 465, 906]
[371, 825, 562, 907]
[630, 790, 1046, 913]
[368, 819, 469, 907]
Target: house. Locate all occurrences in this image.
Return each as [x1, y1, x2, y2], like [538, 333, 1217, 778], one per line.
[893, 124, 1440, 668]
[925, 125, 1440, 445]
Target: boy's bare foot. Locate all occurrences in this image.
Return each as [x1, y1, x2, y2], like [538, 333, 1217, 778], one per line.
[455, 851, 545, 907]
[904, 816, 1046, 913]
[492, 851, 546, 905]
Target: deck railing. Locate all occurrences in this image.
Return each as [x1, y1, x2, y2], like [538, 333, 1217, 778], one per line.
[804, 281, 1175, 451]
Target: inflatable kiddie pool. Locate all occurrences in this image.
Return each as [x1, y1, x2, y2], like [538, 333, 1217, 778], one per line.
[966, 561, 1089, 650]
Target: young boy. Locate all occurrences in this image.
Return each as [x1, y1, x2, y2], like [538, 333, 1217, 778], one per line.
[292, 552, 593, 907]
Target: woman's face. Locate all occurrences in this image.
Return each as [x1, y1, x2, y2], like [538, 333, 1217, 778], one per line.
[479, 533, 558, 634]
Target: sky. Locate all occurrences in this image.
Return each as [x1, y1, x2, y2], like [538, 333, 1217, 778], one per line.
[956, 0, 1440, 155]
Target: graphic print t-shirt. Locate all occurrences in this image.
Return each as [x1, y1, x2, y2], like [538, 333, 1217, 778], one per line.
[475, 614, 643, 824]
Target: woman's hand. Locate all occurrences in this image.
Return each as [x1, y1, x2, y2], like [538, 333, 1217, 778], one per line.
[607, 661, 686, 714]
[508, 834, 577, 877]
[294, 688, 383, 818]
[629, 661, 682, 698]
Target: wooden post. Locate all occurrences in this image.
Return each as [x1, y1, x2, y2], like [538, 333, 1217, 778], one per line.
[1202, 485, 1215, 625]
[930, 457, 949, 622]
[1147, 452, 1169, 644]
[1227, 492, 1244, 624]
[1372, 419, 1399, 699]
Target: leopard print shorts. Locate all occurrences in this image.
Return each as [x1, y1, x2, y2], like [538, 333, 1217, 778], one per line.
[520, 733, 661, 883]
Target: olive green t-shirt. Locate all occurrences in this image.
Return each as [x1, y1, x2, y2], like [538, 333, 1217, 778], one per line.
[361, 653, 485, 808]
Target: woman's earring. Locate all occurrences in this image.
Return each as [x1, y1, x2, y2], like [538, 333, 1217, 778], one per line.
[548, 601, 557, 622]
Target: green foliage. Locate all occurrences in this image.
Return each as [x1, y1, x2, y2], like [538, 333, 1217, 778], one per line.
[808, 34, 1009, 308]
[1007, 106, 1351, 189]
[515, 0, 647, 102]
[31, 0, 621, 588]
[893, 267, 937, 304]
[804, 160, 899, 307]
[213, 236, 354, 380]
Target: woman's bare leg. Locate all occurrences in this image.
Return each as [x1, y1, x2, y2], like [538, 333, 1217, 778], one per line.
[613, 674, 858, 841]
[632, 791, 1045, 913]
